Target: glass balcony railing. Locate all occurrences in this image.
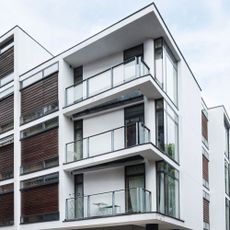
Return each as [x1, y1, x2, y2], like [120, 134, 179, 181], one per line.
[20, 101, 59, 124]
[20, 156, 59, 175]
[65, 187, 151, 220]
[65, 122, 150, 163]
[65, 57, 150, 106]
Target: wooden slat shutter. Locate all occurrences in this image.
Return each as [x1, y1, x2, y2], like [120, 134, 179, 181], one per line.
[21, 72, 58, 119]
[202, 113, 208, 141]
[0, 47, 14, 79]
[21, 183, 59, 222]
[0, 95, 14, 133]
[21, 128, 58, 171]
[203, 155, 209, 182]
[0, 143, 13, 180]
[0, 183, 14, 226]
[203, 198, 210, 224]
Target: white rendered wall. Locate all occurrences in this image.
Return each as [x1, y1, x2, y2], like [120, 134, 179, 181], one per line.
[179, 60, 203, 230]
[14, 27, 52, 75]
[208, 108, 226, 230]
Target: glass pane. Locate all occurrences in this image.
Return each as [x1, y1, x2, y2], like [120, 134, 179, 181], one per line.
[165, 54, 177, 104]
[88, 70, 111, 97]
[166, 117, 177, 160]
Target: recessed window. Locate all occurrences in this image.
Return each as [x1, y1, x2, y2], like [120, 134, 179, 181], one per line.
[156, 99, 179, 162]
[154, 38, 178, 105]
[157, 161, 179, 218]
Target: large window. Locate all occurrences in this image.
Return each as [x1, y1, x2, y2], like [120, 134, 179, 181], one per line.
[154, 38, 178, 105]
[157, 161, 179, 218]
[156, 99, 179, 162]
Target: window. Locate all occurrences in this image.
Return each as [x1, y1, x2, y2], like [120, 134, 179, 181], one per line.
[21, 117, 58, 139]
[20, 173, 59, 224]
[156, 99, 179, 162]
[154, 38, 178, 105]
[21, 71, 58, 124]
[0, 183, 14, 226]
[157, 161, 179, 218]
[124, 44, 143, 62]
[225, 161, 230, 195]
[0, 94, 14, 134]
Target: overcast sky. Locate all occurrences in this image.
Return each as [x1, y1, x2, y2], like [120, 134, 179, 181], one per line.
[1, 0, 229, 113]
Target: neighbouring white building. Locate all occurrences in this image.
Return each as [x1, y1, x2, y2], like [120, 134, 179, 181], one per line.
[0, 3, 229, 230]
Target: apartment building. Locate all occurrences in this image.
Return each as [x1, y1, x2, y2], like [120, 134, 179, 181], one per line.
[0, 3, 229, 230]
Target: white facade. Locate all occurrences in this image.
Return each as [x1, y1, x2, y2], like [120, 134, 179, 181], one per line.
[0, 3, 229, 230]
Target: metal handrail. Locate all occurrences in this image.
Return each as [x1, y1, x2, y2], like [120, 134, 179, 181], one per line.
[66, 187, 151, 200]
[66, 122, 150, 146]
[65, 187, 151, 220]
[65, 121, 151, 163]
[66, 56, 148, 91]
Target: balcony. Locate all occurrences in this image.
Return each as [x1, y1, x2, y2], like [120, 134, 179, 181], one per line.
[65, 187, 151, 221]
[64, 57, 162, 116]
[65, 122, 150, 164]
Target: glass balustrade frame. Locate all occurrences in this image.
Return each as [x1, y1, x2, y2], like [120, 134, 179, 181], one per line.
[65, 122, 150, 164]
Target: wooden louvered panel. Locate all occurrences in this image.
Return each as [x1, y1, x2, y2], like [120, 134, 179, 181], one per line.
[21, 72, 58, 117]
[21, 183, 58, 216]
[0, 192, 14, 224]
[0, 95, 14, 132]
[202, 113, 208, 141]
[203, 198, 210, 223]
[0, 144, 13, 180]
[203, 155, 209, 182]
[0, 47, 14, 79]
[21, 128, 58, 165]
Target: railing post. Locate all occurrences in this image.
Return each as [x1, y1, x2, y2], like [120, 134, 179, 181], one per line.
[111, 130, 114, 152]
[87, 195, 90, 218]
[136, 122, 139, 145]
[112, 191, 115, 215]
[136, 188, 140, 212]
[86, 137, 89, 158]
[111, 67, 114, 88]
[86, 80, 89, 98]
[65, 199, 68, 220]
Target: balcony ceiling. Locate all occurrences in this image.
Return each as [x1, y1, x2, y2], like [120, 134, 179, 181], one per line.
[63, 7, 180, 67]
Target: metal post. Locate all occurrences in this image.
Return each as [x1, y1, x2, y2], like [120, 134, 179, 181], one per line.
[111, 130, 114, 152]
[111, 67, 114, 88]
[87, 137, 89, 158]
[112, 191, 115, 215]
[86, 80, 89, 98]
[87, 195, 90, 217]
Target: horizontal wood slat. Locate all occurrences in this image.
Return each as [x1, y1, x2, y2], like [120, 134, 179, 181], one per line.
[21, 128, 58, 172]
[0, 47, 14, 79]
[0, 143, 13, 180]
[21, 72, 58, 119]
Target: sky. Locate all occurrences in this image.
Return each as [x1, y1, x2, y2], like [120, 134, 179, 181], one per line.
[0, 0, 230, 113]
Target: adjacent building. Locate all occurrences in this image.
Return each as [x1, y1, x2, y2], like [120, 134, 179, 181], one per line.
[0, 3, 229, 230]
